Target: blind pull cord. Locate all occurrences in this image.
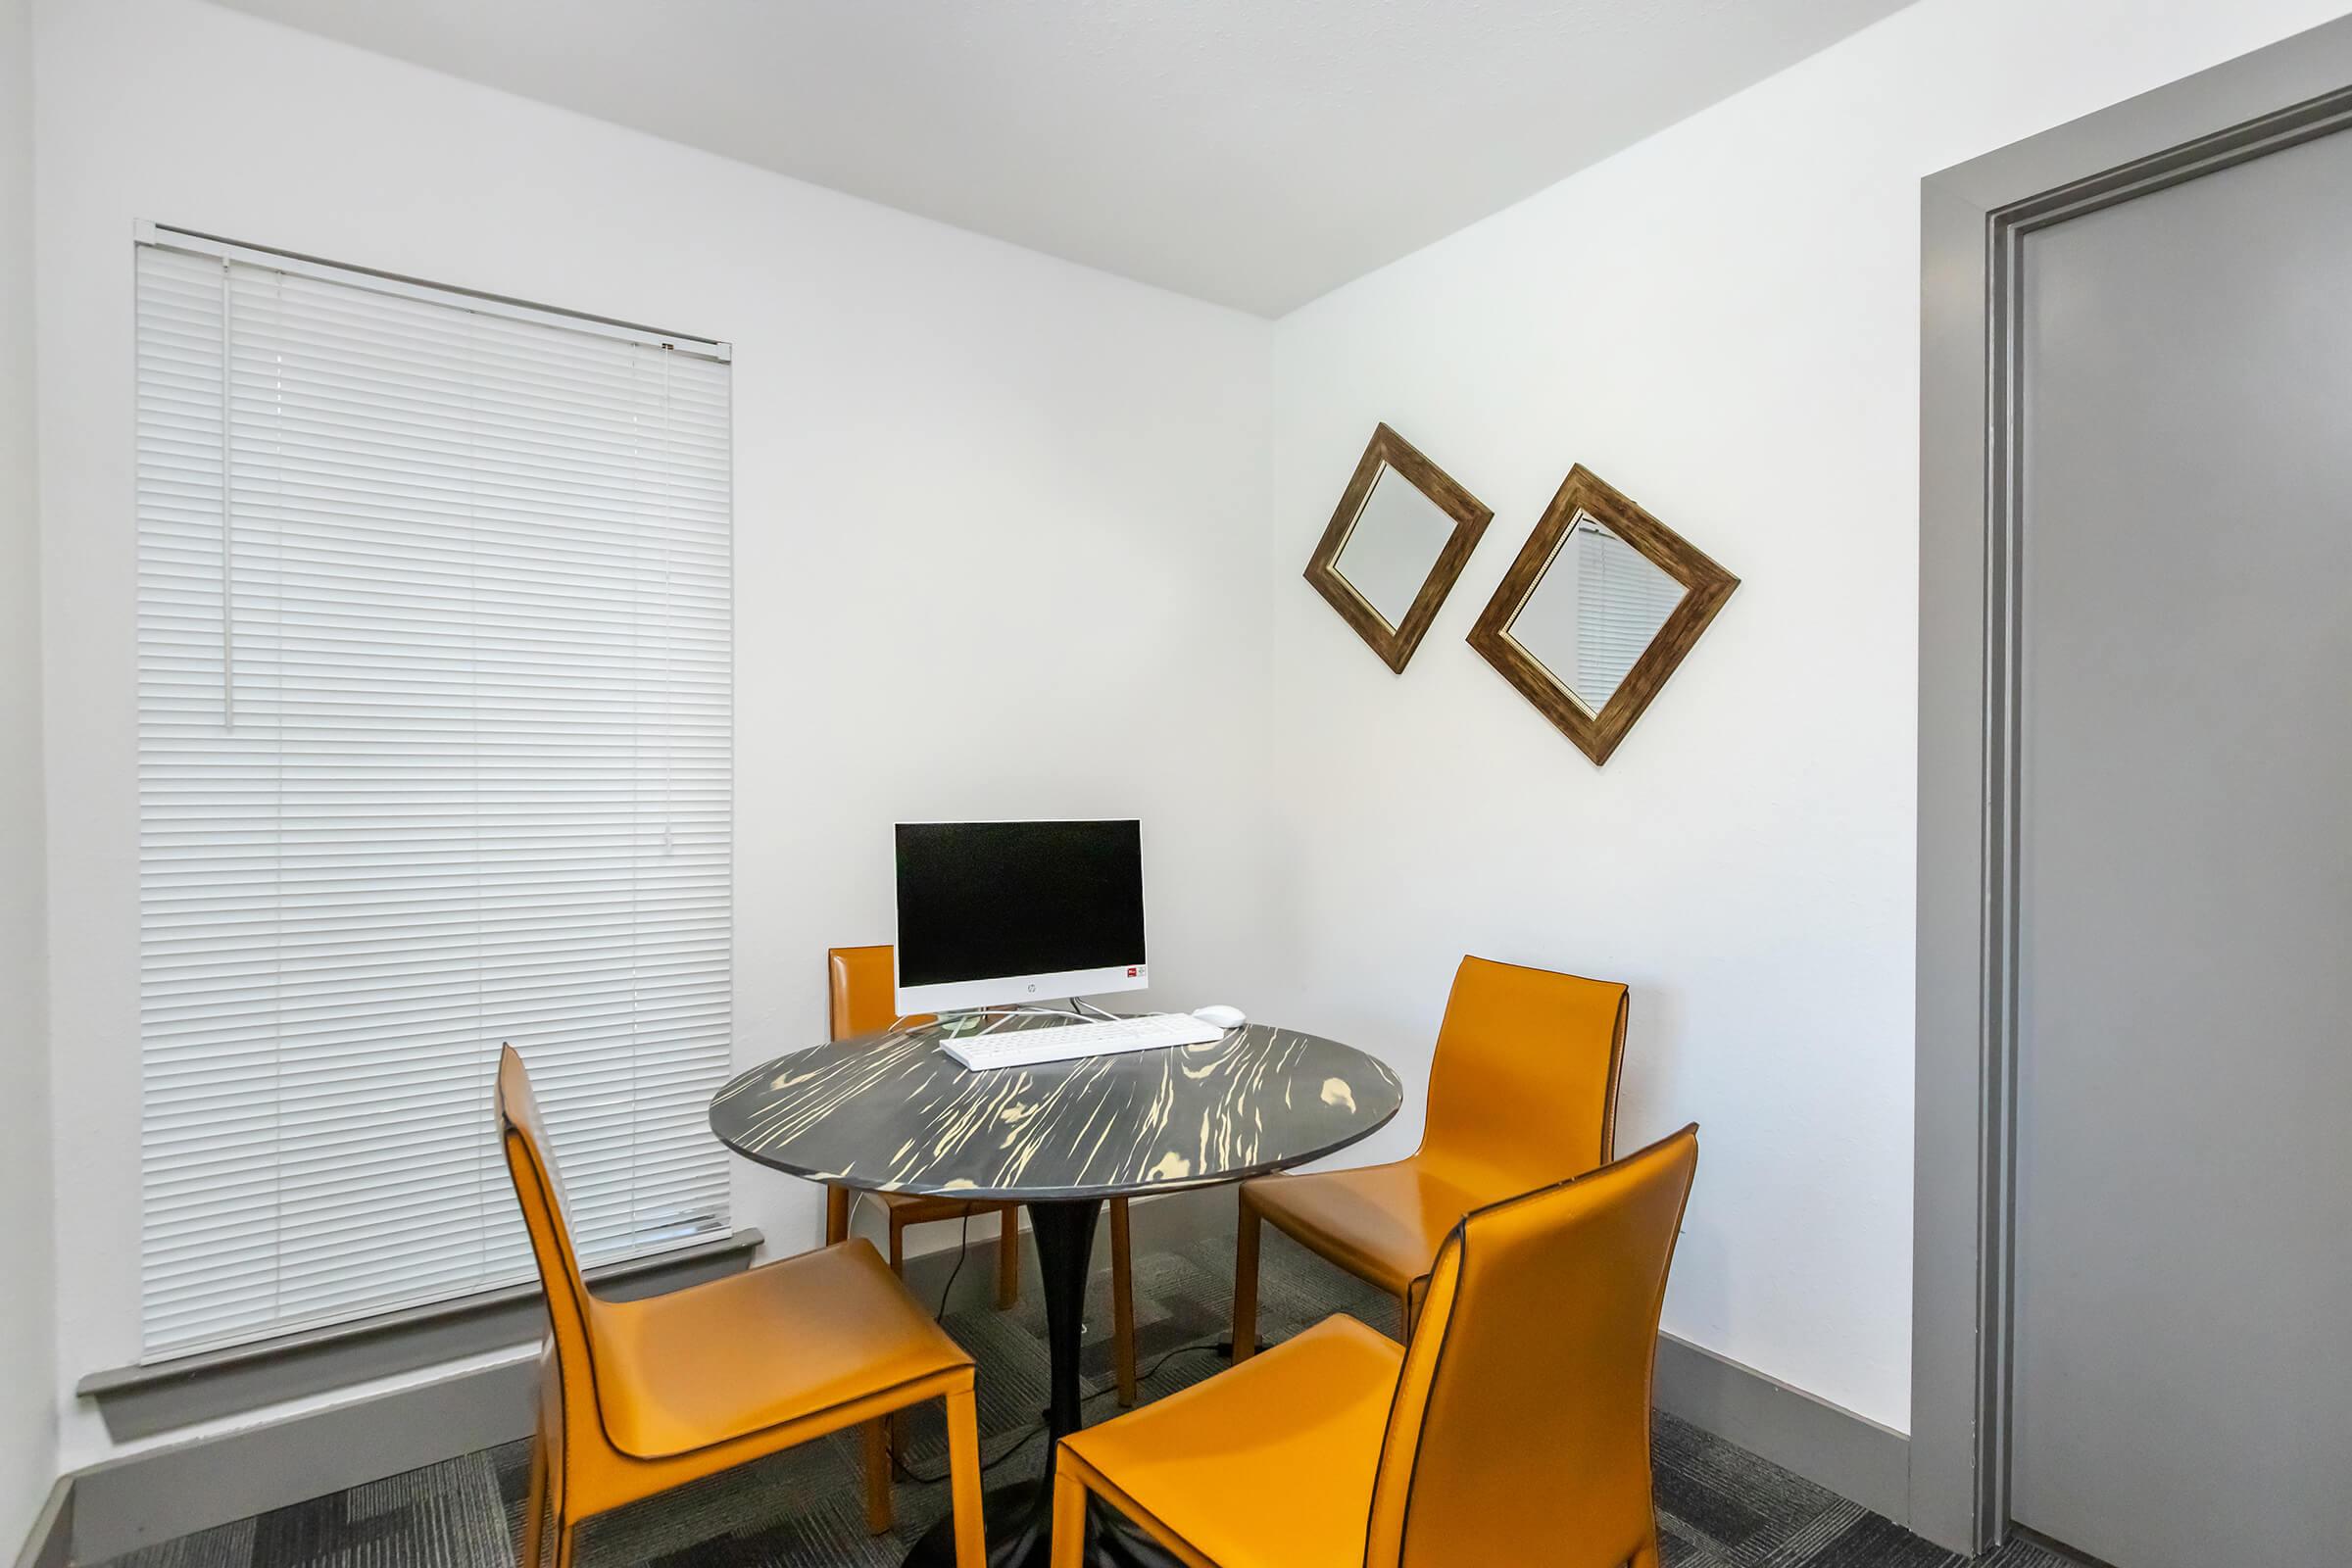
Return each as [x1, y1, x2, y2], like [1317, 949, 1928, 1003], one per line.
[219, 258, 236, 733]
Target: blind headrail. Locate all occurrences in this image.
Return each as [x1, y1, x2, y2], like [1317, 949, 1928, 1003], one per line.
[137, 220, 733, 364]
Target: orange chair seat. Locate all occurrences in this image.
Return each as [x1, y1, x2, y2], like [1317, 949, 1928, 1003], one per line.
[587, 1237, 971, 1461]
[1059, 1316, 1401, 1568]
[1246, 1157, 1497, 1298]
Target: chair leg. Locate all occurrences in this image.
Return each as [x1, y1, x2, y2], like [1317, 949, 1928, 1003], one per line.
[1109, 1198, 1138, 1405]
[945, 1386, 989, 1568]
[826, 1183, 852, 1248]
[518, 1429, 548, 1568]
[889, 1213, 911, 1453]
[1401, 1281, 1422, 1344]
[862, 1415, 894, 1534]
[1050, 1458, 1090, 1568]
[1231, 1196, 1261, 1362]
[996, 1205, 1021, 1308]
[548, 1521, 578, 1568]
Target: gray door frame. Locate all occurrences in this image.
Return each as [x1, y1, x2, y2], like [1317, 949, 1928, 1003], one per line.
[1913, 15, 2352, 1556]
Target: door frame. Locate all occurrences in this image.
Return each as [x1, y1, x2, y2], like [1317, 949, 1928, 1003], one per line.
[1912, 16, 2352, 1556]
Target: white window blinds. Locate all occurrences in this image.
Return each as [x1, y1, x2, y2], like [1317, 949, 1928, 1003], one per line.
[134, 234, 733, 1358]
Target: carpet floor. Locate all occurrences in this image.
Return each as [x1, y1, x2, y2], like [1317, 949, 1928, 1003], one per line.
[97, 1227, 2078, 1567]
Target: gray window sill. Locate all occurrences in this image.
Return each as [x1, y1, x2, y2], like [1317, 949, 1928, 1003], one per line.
[77, 1227, 763, 1442]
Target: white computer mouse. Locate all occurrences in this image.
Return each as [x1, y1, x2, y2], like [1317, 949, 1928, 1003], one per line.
[1191, 1004, 1247, 1031]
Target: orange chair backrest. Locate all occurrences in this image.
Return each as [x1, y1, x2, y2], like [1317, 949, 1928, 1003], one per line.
[828, 945, 935, 1041]
[1364, 1124, 1699, 1568]
[1420, 955, 1629, 1189]
[497, 1046, 606, 1447]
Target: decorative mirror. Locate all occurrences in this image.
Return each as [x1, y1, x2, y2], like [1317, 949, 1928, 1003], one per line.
[1467, 466, 1737, 765]
[1304, 423, 1493, 672]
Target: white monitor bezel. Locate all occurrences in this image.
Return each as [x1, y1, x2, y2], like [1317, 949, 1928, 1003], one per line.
[892, 818, 1150, 1016]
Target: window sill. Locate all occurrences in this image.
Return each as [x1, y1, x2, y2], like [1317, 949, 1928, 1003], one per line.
[76, 1227, 763, 1442]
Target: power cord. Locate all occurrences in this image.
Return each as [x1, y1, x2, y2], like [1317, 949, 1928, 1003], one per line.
[973, 1004, 1095, 1035]
[884, 1339, 1227, 1486]
[1090, 1338, 1224, 1399]
[934, 1211, 973, 1321]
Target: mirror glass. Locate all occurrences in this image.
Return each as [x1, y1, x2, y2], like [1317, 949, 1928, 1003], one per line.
[1505, 511, 1689, 714]
[1333, 464, 1461, 629]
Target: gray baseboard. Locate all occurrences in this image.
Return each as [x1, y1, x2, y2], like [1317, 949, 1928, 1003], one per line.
[901, 1189, 1914, 1525]
[10, 1477, 73, 1568]
[80, 1229, 761, 1444]
[71, 1354, 543, 1563]
[60, 1184, 1913, 1559]
[1652, 1333, 1911, 1524]
[67, 1229, 762, 1561]
[66, 1195, 1239, 1556]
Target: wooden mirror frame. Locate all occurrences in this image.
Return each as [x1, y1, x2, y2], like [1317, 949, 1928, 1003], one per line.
[1304, 423, 1494, 673]
[1467, 465, 1738, 765]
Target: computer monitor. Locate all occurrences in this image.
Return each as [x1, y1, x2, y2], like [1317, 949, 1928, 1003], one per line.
[894, 819, 1149, 1014]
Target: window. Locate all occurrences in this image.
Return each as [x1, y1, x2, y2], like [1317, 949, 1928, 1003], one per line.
[134, 230, 733, 1358]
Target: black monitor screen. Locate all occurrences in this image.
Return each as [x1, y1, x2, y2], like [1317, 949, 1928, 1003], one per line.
[895, 820, 1147, 987]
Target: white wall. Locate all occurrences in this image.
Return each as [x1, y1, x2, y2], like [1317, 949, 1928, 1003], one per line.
[0, 0, 59, 1548]
[33, 0, 1273, 1471]
[1262, 0, 2347, 1432]
[28, 0, 2349, 1494]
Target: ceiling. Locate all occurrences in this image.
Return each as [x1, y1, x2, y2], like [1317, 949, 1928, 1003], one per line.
[205, 0, 1914, 317]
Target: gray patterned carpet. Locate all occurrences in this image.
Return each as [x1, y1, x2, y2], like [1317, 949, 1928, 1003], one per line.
[99, 1229, 2078, 1567]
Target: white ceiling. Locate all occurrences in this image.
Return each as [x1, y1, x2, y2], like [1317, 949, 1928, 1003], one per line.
[205, 0, 1914, 317]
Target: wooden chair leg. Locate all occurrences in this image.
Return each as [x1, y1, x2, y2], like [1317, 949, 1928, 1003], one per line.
[1231, 1196, 1261, 1362]
[996, 1205, 1021, 1308]
[548, 1521, 578, 1568]
[862, 1415, 894, 1534]
[889, 1213, 910, 1453]
[1050, 1458, 1090, 1568]
[1109, 1198, 1138, 1405]
[945, 1386, 989, 1568]
[826, 1183, 852, 1247]
[518, 1428, 548, 1568]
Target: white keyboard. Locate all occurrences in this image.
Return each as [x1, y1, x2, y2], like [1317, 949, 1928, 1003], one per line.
[940, 1013, 1227, 1071]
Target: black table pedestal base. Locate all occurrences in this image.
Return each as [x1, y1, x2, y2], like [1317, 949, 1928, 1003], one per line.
[901, 1200, 1182, 1568]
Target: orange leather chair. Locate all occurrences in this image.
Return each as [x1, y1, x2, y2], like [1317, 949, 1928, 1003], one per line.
[497, 1047, 986, 1568]
[1058, 1128, 1702, 1568]
[1050, 1124, 1698, 1568]
[1233, 955, 1628, 1353]
[828, 945, 1140, 1403]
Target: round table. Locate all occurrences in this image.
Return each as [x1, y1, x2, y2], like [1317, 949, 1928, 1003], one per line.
[710, 1012, 1402, 1568]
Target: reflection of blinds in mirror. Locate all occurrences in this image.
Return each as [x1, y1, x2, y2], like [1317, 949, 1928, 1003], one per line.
[1574, 517, 1687, 707]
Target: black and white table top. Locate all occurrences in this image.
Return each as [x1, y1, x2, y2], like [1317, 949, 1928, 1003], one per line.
[710, 1012, 1403, 1202]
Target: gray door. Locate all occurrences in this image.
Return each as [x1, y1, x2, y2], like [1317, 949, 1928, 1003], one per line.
[2013, 124, 2352, 1568]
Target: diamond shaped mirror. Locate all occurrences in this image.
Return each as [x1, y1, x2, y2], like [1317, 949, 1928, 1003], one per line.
[1305, 424, 1493, 672]
[1468, 466, 1737, 764]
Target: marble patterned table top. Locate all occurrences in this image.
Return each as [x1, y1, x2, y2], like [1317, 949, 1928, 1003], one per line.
[710, 1013, 1402, 1201]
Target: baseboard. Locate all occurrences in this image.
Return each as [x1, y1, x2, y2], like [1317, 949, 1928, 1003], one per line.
[70, 1353, 543, 1563]
[1652, 1333, 1911, 1524]
[61, 1184, 1912, 1558]
[901, 1189, 1913, 1525]
[10, 1477, 73, 1568]
[80, 1228, 761, 1444]
[64, 1202, 1216, 1560]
